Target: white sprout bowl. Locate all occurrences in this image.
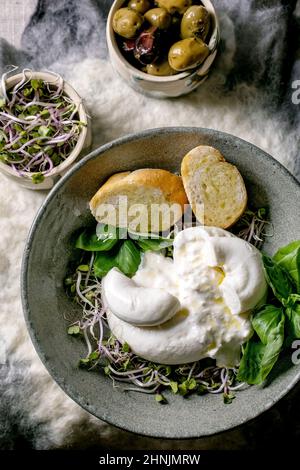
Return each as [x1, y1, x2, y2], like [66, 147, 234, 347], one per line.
[0, 70, 91, 190]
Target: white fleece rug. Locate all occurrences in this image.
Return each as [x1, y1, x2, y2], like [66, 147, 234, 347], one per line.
[0, 0, 299, 449]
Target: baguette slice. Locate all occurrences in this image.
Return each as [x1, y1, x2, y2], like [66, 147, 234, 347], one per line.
[99, 171, 131, 189]
[90, 169, 188, 233]
[181, 145, 247, 228]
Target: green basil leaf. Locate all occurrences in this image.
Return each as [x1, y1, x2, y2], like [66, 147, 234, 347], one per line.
[136, 238, 173, 251]
[262, 254, 294, 302]
[93, 240, 141, 278]
[237, 341, 266, 384]
[252, 305, 285, 344]
[285, 294, 300, 341]
[237, 339, 285, 385]
[274, 240, 300, 293]
[96, 223, 123, 241]
[116, 240, 141, 276]
[128, 231, 173, 251]
[75, 228, 118, 252]
[237, 305, 285, 384]
[93, 249, 119, 277]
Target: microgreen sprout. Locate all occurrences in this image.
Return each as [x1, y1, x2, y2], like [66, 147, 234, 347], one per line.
[233, 207, 273, 248]
[0, 68, 84, 182]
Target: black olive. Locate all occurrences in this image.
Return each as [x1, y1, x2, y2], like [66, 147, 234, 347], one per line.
[121, 38, 136, 53]
[134, 26, 161, 65]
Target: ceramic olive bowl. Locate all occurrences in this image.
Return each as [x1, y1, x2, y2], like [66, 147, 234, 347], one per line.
[22, 127, 300, 439]
[107, 0, 220, 98]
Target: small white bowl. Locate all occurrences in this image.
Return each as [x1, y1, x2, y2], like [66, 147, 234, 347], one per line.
[107, 0, 220, 98]
[0, 71, 91, 190]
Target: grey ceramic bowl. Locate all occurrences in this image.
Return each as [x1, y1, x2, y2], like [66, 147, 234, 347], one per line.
[22, 127, 300, 439]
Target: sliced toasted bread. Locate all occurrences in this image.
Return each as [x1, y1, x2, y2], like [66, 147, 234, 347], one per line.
[90, 169, 188, 232]
[181, 146, 225, 176]
[181, 145, 247, 228]
[99, 171, 131, 190]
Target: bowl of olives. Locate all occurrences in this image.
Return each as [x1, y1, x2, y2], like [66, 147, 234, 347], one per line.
[107, 0, 220, 98]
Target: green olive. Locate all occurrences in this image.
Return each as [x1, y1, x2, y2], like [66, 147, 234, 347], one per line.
[144, 8, 171, 30]
[113, 8, 143, 39]
[181, 6, 210, 40]
[128, 0, 151, 14]
[146, 59, 176, 76]
[168, 37, 209, 71]
[155, 0, 192, 15]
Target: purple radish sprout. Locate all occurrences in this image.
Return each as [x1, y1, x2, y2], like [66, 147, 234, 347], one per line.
[0, 68, 84, 183]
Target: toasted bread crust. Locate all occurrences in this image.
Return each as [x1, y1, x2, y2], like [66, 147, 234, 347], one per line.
[90, 171, 131, 212]
[90, 169, 188, 231]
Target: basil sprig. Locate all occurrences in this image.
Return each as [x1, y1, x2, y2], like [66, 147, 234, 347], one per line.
[238, 240, 300, 385]
[274, 241, 300, 293]
[262, 254, 295, 302]
[93, 240, 141, 277]
[285, 294, 300, 344]
[75, 224, 173, 278]
[75, 228, 118, 252]
[237, 305, 285, 384]
[128, 231, 174, 252]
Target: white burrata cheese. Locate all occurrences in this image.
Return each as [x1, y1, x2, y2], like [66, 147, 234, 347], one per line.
[102, 267, 180, 326]
[105, 226, 267, 367]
